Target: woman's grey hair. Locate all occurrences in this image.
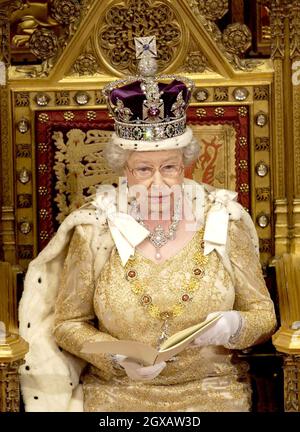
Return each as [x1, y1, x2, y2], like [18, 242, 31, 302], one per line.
[103, 137, 201, 173]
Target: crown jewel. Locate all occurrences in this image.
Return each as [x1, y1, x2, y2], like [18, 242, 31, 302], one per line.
[103, 36, 194, 150]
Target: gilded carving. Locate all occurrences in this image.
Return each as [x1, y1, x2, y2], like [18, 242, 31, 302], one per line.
[50, 0, 81, 25]
[284, 355, 300, 412]
[214, 87, 228, 101]
[17, 194, 32, 208]
[0, 360, 24, 412]
[273, 60, 285, 197]
[183, 51, 207, 73]
[293, 85, 300, 196]
[269, 2, 285, 59]
[16, 144, 31, 158]
[1, 1, 25, 65]
[9, 0, 86, 77]
[256, 187, 271, 201]
[259, 238, 272, 254]
[188, 0, 258, 71]
[98, 0, 181, 74]
[222, 23, 252, 55]
[10, 2, 59, 49]
[0, 88, 12, 205]
[289, 1, 300, 59]
[29, 28, 59, 60]
[95, 90, 106, 105]
[14, 92, 30, 107]
[0, 0, 24, 15]
[0, 13, 9, 69]
[254, 86, 270, 100]
[255, 137, 270, 151]
[81, 0, 94, 14]
[71, 53, 99, 75]
[55, 91, 70, 106]
[192, 0, 228, 21]
[18, 245, 33, 259]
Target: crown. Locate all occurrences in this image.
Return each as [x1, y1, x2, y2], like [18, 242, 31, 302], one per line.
[103, 36, 195, 151]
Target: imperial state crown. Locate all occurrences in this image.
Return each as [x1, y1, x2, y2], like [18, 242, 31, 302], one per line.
[102, 36, 194, 151]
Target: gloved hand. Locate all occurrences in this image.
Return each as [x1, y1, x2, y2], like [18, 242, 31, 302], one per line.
[193, 311, 242, 347]
[113, 354, 166, 381]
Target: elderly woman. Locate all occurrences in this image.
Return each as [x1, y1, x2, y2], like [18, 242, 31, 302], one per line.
[19, 38, 276, 412]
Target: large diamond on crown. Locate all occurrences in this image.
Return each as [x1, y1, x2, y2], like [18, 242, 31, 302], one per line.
[143, 100, 164, 123]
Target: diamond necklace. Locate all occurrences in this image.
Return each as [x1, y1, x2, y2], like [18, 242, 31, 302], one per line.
[130, 198, 182, 260]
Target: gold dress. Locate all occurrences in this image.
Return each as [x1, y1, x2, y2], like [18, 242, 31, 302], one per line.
[53, 218, 276, 412]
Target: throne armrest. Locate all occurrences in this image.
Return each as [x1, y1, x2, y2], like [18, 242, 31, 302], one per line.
[272, 254, 300, 411]
[0, 262, 29, 412]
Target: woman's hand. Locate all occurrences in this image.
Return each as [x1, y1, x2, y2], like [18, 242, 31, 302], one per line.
[113, 355, 166, 381]
[193, 311, 242, 347]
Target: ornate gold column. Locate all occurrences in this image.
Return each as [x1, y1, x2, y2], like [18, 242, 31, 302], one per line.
[267, 0, 300, 412]
[0, 0, 29, 412]
[290, 0, 300, 255]
[0, 0, 21, 264]
[0, 262, 29, 412]
[0, 334, 28, 412]
[269, 0, 288, 256]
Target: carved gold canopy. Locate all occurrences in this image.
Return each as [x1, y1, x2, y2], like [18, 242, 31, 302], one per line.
[0, 0, 300, 412]
[2, 0, 275, 266]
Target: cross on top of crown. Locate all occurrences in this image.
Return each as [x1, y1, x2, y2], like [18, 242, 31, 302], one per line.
[134, 36, 157, 59]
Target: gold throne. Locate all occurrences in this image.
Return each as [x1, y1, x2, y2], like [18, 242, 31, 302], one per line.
[1, 0, 300, 412]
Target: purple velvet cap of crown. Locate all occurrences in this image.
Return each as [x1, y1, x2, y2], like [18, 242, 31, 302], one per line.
[110, 79, 190, 121]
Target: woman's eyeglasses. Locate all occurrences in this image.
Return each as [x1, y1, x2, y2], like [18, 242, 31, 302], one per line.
[126, 163, 184, 180]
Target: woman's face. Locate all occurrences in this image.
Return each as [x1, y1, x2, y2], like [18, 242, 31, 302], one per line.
[124, 149, 184, 217]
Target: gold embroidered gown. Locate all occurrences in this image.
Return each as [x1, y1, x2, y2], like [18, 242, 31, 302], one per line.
[53, 218, 276, 412]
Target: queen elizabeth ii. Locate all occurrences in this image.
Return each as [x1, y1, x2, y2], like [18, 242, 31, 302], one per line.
[19, 37, 276, 412]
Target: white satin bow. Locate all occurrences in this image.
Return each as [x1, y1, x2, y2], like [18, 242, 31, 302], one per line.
[92, 195, 149, 266]
[203, 189, 238, 256]
[92, 187, 240, 268]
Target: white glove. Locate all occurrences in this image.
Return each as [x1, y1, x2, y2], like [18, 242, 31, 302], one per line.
[113, 355, 166, 381]
[193, 311, 242, 347]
